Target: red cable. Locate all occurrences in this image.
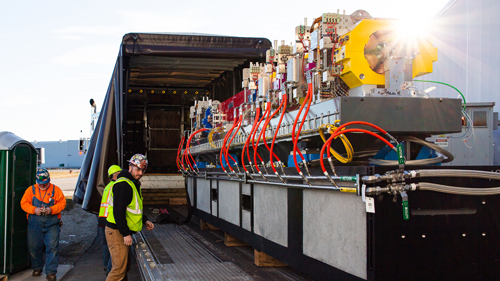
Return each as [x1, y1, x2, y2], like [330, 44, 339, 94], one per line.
[291, 90, 309, 164]
[254, 100, 284, 172]
[334, 121, 389, 135]
[184, 128, 210, 172]
[180, 136, 188, 171]
[177, 136, 185, 171]
[261, 99, 285, 159]
[220, 115, 239, 172]
[252, 104, 271, 172]
[250, 106, 268, 165]
[241, 106, 260, 173]
[320, 128, 395, 174]
[270, 94, 287, 174]
[327, 129, 394, 158]
[292, 83, 312, 174]
[225, 117, 243, 172]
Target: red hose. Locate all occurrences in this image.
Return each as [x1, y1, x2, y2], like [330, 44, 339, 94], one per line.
[184, 128, 210, 172]
[254, 100, 284, 172]
[292, 83, 312, 174]
[335, 121, 389, 135]
[241, 107, 260, 173]
[177, 136, 185, 171]
[220, 115, 239, 172]
[291, 90, 309, 165]
[225, 117, 243, 171]
[250, 106, 268, 166]
[253, 103, 271, 173]
[270, 94, 287, 174]
[319, 127, 395, 174]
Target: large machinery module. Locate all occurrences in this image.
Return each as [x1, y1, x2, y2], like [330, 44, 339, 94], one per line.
[178, 10, 500, 281]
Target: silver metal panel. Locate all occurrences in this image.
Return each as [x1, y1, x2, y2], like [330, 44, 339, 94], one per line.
[242, 210, 251, 231]
[211, 201, 217, 217]
[303, 190, 367, 280]
[340, 97, 462, 134]
[495, 129, 500, 165]
[253, 184, 287, 247]
[187, 177, 195, 207]
[428, 103, 495, 165]
[196, 179, 211, 214]
[218, 181, 240, 226]
[242, 183, 251, 196]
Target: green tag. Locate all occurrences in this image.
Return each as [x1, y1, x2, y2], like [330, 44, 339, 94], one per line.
[400, 191, 409, 220]
[340, 176, 356, 182]
[397, 144, 405, 165]
[402, 200, 409, 220]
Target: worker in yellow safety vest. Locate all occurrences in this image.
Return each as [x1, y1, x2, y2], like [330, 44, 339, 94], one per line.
[105, 154, 154, 281]
[98, 165, 122, 274]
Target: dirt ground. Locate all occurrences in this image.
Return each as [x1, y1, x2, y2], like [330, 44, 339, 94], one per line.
[59, 199, 97, 265]
[48, 169, 80, 179]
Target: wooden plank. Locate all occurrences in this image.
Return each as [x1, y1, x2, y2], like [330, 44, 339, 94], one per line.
[145, 200, 170, 205]
[142, 188, 186, 194]
[200, 220, 219, 231]
[169, 197, 187, 205]
[254, 249, 287, 267]
[143, 192, 187, 198]
[224, 233, 249, 247]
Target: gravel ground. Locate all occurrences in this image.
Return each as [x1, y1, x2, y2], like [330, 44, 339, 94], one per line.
[59, 200, 97, 265]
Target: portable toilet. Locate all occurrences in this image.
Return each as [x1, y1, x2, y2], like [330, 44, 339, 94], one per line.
[0, 132, 37, 274]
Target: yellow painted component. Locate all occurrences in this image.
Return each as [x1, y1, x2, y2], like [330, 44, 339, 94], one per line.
[340, 187, 357, 193]
[335, 19, 437, 88]
[413, 37, 438, 77]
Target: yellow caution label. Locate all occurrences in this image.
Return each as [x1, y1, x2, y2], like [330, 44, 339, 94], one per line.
[340, 187, 357, 193]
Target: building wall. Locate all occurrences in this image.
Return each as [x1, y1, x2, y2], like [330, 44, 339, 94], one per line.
[421, 0, 500, 108]
[31, 140, 85, 169]
[420, 0, 500, 165]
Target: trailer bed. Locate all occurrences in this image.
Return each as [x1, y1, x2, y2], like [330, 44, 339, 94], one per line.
[137, 206, 313, 281]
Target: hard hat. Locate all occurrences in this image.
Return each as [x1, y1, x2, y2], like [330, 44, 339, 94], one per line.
[108, 165, 122, 177]
[36, 168, 50, 184]
[128, 154, 148, 169]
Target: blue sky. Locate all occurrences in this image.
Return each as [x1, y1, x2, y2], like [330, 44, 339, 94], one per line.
[0, 0, 449, 141]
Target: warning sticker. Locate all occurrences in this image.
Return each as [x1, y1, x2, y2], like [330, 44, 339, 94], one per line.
[435, 138, 448, 147]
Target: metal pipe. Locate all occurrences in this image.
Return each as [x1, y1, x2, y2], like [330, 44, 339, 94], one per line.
[200, 171, 355, 181]
[188, 174, 356, 192]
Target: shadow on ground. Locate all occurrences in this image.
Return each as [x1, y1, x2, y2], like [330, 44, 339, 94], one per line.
[59, 200, 97, 265]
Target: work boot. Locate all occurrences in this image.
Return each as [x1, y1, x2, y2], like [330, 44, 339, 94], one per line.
[46, 274, 57, 281]
[32, 269, 42, 276]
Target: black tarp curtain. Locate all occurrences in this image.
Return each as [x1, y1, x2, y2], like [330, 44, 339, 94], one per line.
[73, 33, 271, 213]
[73, 60, 120, 213]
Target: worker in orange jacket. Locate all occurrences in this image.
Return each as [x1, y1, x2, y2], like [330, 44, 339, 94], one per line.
[21, 168, 66, 281]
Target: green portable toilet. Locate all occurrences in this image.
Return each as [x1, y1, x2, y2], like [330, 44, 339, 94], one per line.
[0, 132, 37, 274]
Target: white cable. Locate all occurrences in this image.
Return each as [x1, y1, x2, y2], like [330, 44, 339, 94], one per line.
[462, 110, 476, 148]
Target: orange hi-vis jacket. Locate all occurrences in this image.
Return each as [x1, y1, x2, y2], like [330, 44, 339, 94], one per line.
[20, 183, 66, 219]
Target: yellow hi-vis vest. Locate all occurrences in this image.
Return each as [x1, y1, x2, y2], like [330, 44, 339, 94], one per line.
[99, 181, 114, 218]
[106, 177, 144, 232]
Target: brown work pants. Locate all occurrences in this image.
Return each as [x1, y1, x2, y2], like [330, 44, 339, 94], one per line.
[105, 227, 131, 281]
